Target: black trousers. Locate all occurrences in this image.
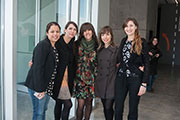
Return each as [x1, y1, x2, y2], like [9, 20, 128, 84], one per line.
[115, 74, 141, 120]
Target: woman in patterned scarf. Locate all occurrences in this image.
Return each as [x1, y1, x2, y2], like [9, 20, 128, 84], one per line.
[73, 22, 98, 120]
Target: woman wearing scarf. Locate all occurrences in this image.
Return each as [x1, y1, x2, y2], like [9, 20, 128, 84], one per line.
[73, 22, 98, 120]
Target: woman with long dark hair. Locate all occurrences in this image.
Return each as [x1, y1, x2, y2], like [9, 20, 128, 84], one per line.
[73, 22, 98, 120]
[52, 21, 78, 120]
[147, 36, 162, 92]
[25, 22, 61, 120]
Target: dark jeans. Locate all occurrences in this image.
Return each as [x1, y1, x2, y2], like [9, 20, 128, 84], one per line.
[147, 75, 157, 91]
[115, 74, 141, 120]
[28, 88, 50, 120]
[54, 99, 72, 120]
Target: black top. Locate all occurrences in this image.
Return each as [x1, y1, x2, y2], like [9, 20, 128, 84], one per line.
[117, 37, 150, 83]
[51, 35, 75, 100]
[25, 38, 56, 92]
[149, 44, 162, 75]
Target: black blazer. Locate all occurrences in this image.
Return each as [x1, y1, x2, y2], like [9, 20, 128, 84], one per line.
[118, 37, 150, 83]
[25, 38, 55, 92]
[51, 35, 75, 100]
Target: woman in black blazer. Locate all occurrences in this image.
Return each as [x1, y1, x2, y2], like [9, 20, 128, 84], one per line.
[25, 22, 61, 120]
[115, 18, 149, 120]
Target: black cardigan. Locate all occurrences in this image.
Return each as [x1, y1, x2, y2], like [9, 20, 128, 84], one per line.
[51, 35, 75, 100]
[25, 38, 55, 92]
[118, 37, 150, 83]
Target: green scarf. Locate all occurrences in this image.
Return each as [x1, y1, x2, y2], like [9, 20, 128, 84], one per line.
[80, 37, 95, 52]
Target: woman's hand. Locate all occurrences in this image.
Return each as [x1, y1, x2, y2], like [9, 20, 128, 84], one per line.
[29, 60, 33, 68]
[138, 83, 147, 96]
[34, 92, 45, 99]
[139, 66, 144, 72]
[149, 52, 153, 56]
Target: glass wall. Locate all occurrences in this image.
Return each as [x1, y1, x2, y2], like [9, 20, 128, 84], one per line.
[79, 0, 91, 26]
[0, 0, 2, 118]
[16, 0, 93, 119]
[17, 0, 36, 119]
[16, 0, 67, 119]
[0, 0, 2, 119]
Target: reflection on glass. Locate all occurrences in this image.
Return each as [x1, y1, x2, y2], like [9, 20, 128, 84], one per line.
[17, 0, 36, 86]
[58, 0, 67, 32]
[79, 0, 91, 26]
[39, 0, 57, 40]
[0, 0, 2, 118]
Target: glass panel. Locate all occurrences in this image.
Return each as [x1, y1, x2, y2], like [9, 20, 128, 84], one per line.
[0, 0, 2, 118]
[58, 0, 67, 32]
[17, 0, 36, 119]
[79, 0, 90, 26]
[39, 0, 57, 40]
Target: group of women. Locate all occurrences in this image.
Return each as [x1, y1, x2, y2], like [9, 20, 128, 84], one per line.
[25, 17, 150, 120]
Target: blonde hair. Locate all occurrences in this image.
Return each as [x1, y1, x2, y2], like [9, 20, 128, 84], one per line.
[123, 17, 142, 55]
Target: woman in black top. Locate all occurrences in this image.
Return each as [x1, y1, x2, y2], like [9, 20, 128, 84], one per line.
[52, 21, 78, 120]
[25, 22, 61, 120]
[147, 37, 162, 92]
[115, 18, 149, 120]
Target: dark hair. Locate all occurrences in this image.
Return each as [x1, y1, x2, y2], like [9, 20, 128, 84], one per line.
[77, 22, 97, 43]
[98, 26, 115, 50]
[150, 36, 158, 46]
[46, 22, 61, 33]
[65, 21, 78, 33]
[123, 17, 142, 55]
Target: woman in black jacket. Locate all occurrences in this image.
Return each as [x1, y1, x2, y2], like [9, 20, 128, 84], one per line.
[147, 37, 162, 92]
[25, 22, 61, 120]
[52, 21, 78, 120]
[115, 18, 149, 120]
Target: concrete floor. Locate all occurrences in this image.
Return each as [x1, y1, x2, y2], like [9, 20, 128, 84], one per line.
[17, 64, 180, 120]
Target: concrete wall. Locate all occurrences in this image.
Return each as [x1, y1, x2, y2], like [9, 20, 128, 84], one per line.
[97, 0, 110, 34]
[147, 0, 159, 41]
[108, 0, 158, 45]
[109, 0, 148, 44]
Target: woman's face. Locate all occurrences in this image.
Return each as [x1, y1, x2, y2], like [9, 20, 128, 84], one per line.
[124, 20, 137, 36]
[152, 38, 158, 46]
[83, 29, 93, 41]
[46, 25, 60, 44]
[101, 32, 112, 46]
[64, 24, 77, 39]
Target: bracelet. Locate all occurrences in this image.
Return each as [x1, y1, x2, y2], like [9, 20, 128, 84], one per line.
[141, 84, 147, 88]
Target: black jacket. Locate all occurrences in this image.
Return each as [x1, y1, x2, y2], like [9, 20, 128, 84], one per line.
[117, 37, 150, 83]
[25, 38, 55, 92]
[51, 35, 75, 100]
[149, 44, 162, 75]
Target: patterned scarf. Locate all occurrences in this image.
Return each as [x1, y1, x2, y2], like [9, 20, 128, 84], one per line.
[80, 37, 95, 53]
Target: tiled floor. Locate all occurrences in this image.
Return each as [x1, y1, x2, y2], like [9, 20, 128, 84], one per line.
[17, 64, 180, 120]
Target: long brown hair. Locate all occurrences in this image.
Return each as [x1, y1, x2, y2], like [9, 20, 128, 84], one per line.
[123, 17, 142, 55]
[98, 26, 115, 50]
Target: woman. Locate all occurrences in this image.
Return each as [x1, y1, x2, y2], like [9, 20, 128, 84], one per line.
[25, 22, 61, 120]
[73, 22, 98, 120]
[95, 26, 119, 120]
[147, 37, 162, 92]
[51, 21, 78, 120]
[115, 17, 149, 120]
